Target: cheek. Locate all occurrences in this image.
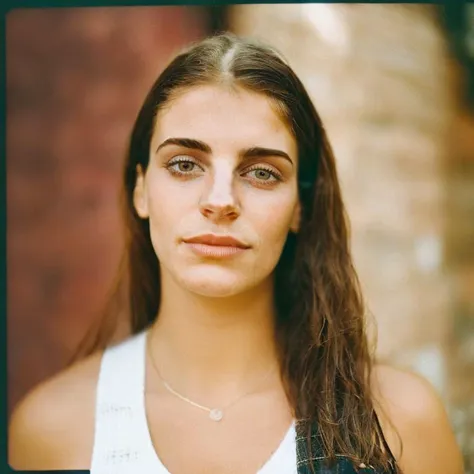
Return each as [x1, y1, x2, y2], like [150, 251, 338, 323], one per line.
[145, 176, 186, 224]
[145, 179, 198, 257]
[249, 197, 298, 250]
[257, 212, 293, 245]
[249, 187, 297, 229]
[145, 185, 181, 247]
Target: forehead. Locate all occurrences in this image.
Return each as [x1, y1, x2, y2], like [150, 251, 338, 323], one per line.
[151, 85, 297, 156]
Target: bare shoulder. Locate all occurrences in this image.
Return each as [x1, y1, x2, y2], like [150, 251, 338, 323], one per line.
[8, 350, 103, 470]
[371, 364, 464, 474]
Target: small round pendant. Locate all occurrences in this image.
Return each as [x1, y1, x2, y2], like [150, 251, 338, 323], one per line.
[209, 408, 223, 421]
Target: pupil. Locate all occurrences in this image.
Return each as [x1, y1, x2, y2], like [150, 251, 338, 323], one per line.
[179, 162, 192, 171]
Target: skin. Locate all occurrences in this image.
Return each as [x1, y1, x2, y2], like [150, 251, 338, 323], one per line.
[8, 85, 464, 474]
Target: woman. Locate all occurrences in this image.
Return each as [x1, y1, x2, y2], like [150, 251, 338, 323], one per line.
[9, 33, 463, 474]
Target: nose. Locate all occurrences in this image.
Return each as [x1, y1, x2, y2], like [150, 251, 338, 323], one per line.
[199, 166, 240, 222]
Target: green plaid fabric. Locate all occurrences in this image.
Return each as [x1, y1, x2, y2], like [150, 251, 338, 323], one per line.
[295, 422, 397, 474]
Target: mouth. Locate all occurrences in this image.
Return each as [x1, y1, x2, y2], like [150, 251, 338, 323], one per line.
[182, 234, 251, 258]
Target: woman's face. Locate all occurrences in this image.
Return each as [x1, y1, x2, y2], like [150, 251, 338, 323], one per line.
[134, 84, 300, 298]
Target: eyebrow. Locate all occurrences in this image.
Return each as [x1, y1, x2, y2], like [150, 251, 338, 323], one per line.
[155, 137, 294, 166]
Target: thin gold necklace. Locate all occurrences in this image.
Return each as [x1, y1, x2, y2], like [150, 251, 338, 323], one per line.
[147, 335, 276, 422]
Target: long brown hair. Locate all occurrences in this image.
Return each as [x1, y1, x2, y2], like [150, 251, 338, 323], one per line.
[73, 33, 399, 472]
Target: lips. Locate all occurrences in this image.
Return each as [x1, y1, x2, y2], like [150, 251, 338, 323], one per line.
[182, 234, 250, 249]
[182, 234, 251, 259]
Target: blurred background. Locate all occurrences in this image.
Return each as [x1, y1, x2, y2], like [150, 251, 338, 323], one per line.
[6, 3, 474, 470]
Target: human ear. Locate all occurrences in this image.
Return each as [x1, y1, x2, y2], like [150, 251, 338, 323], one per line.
[133, 165, 149, 219]
[290, 200, 301, 233]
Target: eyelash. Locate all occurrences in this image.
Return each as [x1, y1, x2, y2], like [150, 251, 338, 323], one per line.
[165, 156, 283, 185]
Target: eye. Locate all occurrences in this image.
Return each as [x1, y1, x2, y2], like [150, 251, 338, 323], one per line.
[249, 169, 274, 181]
[175, 161, 196, 172]
[166, 156, 203, 176]
[244, 166, 282, 184]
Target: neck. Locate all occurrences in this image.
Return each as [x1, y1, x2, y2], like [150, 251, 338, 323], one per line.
[147, 272, 281, 403]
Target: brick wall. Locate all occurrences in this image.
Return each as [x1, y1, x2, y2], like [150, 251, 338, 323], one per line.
[7, 7, 473, 465]
[231, 3, 452, 366]
[231, 4, 473, 467]
[445, 59, 474, 467]
[6, 6, 208, 415]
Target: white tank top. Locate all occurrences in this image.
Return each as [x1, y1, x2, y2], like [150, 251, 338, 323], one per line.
[90, 331, 297, 473]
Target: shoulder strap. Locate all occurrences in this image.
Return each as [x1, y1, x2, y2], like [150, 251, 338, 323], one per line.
[90, 331, 150, 472]
[95, 331, 147, 405]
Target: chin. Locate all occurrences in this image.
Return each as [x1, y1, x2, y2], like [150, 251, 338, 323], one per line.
[177, 266, 260, 298]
